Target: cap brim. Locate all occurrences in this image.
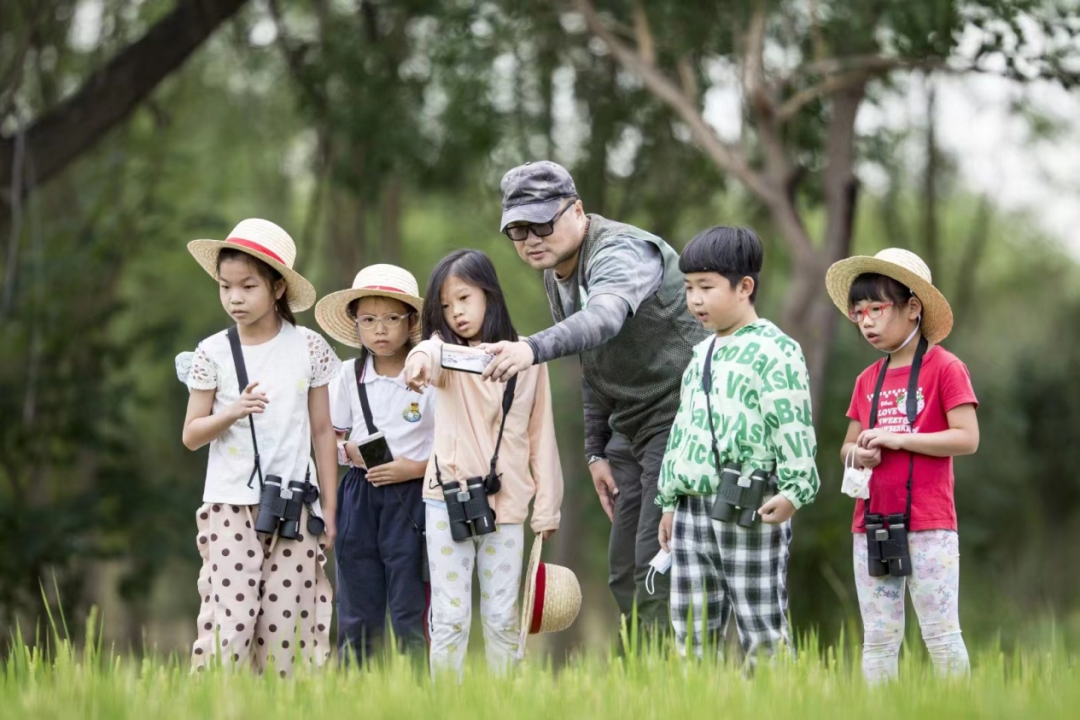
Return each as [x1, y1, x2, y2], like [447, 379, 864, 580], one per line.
[825, 256, 954, 344]
[500, 199, 564, 233]
[188, 239, 317, 313]
[314, 288, 423, 349]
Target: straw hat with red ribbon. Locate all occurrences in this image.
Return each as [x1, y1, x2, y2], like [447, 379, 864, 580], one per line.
[188, 218, 316, 312]
[518, 536, 582, 657]
[315, 265, 424, 349]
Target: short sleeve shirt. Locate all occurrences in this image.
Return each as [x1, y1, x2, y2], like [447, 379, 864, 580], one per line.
[328, 355, 436, 462]
[846, 346, 978, 532]
[187, 323, 340, 505]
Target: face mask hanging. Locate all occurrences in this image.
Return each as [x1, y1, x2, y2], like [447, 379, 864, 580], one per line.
[841, 447, 872, 500]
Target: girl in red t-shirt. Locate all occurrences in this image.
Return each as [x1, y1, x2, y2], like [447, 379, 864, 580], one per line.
[825, 249, 980, 682]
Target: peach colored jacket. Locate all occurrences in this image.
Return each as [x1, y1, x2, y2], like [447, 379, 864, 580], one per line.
[408, 336, 563, 533]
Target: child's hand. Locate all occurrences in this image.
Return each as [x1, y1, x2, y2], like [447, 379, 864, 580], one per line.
[858, 429, 905, 452]
[658, 512, 674, 552]
[404, 355, 430, 392]
[228, 381, 268, 421]
[344, 442, 366, 468]
[758, 495, 796, 524]
[855, 445, 882, 468]
[320, 513, 337, 551]
[366, 459, 416, 486]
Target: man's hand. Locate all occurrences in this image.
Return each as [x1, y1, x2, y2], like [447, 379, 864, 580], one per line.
[658, 512, 674, 552]
[858, 429, 905, 452]
[758, 495, 796, 525]
[589, 459, 618, 521]
[479, 340, 535, 382]
[855, 445, 882, 469]
[404, 354, 430, 393]
[366, 459, 422, 487]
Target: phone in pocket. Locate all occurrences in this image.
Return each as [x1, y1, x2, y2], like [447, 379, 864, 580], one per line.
[357, 431, 394, 468]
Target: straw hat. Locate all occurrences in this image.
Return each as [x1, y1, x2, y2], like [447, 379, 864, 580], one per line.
[518, 536, 581, 656]
[187, 219, 316, 312]
[314, 265, 424, 349]
[825, 248, 954, 344]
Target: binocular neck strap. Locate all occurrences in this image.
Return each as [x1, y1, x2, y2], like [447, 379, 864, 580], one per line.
[227, 326, 264, 490]
[355, 357, 424, 538]
[354, 356, 378, 436]
[701, 337, 725, 483]
[865, 335, 929, 525]
[488, 375, 518, 480]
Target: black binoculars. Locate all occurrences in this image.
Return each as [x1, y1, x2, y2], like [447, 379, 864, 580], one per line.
[710, 464, 775, 528]
[865, 513, 911, 577]
[255, 475, 324, 539]
[442, 476, 497, 542]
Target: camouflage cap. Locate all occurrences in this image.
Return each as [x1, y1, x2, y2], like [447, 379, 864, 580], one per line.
[499, 160, 578, 232]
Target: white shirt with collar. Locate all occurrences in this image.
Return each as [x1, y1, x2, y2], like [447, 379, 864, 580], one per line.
[329, 354, 435, 463]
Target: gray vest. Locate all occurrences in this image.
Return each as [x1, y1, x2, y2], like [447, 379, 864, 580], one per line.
[544, 214, 708, 441]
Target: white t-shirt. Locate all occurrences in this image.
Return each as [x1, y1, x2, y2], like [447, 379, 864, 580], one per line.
[329, 355, 435, 463]
[186, 322, 341, 505]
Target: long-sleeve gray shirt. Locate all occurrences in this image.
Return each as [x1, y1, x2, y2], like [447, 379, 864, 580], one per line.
[525, 237, 664, 458]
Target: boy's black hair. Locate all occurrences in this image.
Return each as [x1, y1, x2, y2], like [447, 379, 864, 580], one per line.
[678, 226, 764, 303]
[216, 249, 296, 326]
[847, 273, 914, 308]
[345, 295, 418, 369]
[421, 249, 518, 344]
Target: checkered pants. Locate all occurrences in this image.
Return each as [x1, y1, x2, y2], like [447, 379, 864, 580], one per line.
[670, 494, 792, 662]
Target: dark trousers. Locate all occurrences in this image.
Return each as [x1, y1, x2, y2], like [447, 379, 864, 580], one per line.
[606, 429, 670, 634]
[335, 468, 427, 664]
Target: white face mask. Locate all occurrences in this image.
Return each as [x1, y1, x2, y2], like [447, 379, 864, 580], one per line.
[841, 447, 872, 500]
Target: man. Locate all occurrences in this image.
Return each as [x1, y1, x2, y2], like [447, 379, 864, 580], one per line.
[481, 160, 708, 632]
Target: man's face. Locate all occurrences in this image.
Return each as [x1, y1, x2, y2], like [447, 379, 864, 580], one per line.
[508, 198, 586, 273]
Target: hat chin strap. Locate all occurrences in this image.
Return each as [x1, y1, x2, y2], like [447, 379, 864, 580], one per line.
[883, 317, 922, 354]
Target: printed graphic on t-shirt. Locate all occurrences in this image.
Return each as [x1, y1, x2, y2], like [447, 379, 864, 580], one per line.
[867, 386, 926, 433]
[403, 402, 422, 423]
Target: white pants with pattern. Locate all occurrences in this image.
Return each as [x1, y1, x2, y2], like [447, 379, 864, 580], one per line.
[853, 529, 969, 682]
[426, 504, 524, 680]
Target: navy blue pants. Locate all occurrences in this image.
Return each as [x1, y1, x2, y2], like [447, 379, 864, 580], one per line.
[335, 467, 427, 664]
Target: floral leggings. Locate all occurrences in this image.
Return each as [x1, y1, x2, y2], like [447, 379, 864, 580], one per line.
[852, 529, 969, 681]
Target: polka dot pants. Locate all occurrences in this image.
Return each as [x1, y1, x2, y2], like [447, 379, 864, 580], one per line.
[191, 503, 333, 676]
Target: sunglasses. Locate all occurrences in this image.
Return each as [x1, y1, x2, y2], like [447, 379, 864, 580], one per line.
[503, 197, 578, 242]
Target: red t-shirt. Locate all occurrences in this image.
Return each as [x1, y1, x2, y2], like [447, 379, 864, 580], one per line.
[846, 346, 978, 533]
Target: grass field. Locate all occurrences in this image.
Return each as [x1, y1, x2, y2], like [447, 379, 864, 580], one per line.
[4, 611, 1078, 719]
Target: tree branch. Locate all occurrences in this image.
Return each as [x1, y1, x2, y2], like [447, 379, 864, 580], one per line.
[0, 0, 250, 202]
[575, 0, 774, 203]
[632, 2, 655, 66]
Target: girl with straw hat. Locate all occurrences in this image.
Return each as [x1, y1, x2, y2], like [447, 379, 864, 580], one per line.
[826, 248, 980, 682]
[181, 218, 341, 675]
[314, 264, 434, 667]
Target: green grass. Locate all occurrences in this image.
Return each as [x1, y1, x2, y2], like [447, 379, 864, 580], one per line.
[3, 613, 1078, 720]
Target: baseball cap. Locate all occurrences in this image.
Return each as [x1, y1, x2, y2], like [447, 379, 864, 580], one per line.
[499, 161, 578, 232]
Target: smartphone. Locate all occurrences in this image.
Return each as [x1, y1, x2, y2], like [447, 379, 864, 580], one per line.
[357, 431, 394, 468]
[440, 345, 495, 375]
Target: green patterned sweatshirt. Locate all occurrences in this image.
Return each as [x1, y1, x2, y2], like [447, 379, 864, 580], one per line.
[656, 319, 820, 513]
